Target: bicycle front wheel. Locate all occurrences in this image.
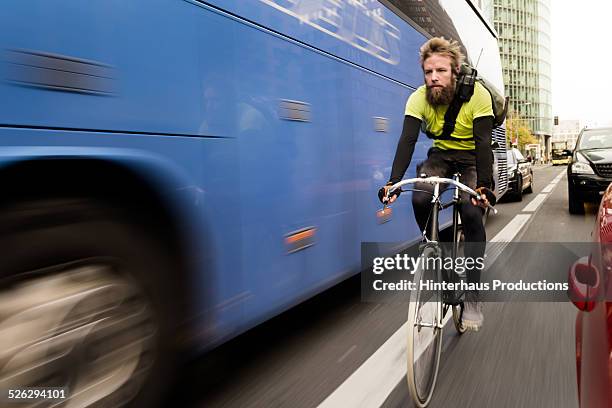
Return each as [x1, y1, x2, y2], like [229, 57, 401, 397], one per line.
[406, 244, 443, 407]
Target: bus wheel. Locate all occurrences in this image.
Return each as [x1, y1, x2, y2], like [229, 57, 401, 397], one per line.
[0, 198, 177, 408]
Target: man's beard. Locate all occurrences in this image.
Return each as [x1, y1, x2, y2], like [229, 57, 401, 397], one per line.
[426, 79, 456, 106]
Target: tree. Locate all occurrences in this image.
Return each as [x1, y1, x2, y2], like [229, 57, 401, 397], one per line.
[505, 114, 536, 150]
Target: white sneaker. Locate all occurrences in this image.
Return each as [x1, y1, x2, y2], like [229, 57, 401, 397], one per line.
[462, 292, 483, 331]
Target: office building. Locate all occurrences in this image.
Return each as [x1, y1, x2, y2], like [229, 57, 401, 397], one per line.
[477, 0, 553, 156]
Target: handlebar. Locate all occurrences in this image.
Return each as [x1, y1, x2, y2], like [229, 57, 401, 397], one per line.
[386, 176, 498, 214]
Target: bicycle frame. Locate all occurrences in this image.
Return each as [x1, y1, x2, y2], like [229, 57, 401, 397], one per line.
[425, 175, 462, 326]
[411, 173, 463, 246]
[392, 173, 477, 305]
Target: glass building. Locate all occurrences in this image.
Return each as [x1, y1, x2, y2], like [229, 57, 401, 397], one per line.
[476, 0, 553, 156]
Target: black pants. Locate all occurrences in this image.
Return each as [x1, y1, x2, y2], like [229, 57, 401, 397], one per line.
[412, 148, 486, 284]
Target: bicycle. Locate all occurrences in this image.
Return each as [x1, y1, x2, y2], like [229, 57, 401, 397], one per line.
[382, 174, 497, 407]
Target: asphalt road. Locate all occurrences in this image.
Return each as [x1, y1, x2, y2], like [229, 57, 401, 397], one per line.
[172, 164, 593, 408]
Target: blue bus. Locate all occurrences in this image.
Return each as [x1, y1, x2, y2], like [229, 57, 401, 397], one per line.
[0, 0, 507, 405]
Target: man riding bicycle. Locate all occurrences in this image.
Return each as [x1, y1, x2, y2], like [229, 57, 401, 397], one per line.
[379, 37, 496, 331]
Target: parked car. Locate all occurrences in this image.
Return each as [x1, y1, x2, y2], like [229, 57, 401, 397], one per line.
[568, 184, 612, 407]
[568, 127, 612, 214]
[505, 148, 533, 201]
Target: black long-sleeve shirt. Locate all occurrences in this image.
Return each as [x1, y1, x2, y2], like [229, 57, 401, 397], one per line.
[388, 115, 494, 189]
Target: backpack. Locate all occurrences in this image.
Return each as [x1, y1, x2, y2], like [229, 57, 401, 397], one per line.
[425, 63, 509, 140]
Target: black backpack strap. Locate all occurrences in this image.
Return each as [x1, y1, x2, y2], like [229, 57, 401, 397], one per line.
[425, 68, 477, 141]
[424, 96, 465, 140]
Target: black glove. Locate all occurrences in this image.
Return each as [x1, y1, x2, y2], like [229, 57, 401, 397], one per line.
[378, 182, 401, 204]
[474, 186, 497, 207]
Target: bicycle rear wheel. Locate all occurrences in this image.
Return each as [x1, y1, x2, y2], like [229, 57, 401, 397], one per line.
[451, 226, 467, 334]
[406, 244, 443, 407]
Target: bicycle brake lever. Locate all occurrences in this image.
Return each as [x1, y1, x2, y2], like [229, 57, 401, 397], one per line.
[472, 194, 498, 215]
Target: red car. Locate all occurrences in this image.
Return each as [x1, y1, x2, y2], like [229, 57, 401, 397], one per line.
[568, 184, 612, 407]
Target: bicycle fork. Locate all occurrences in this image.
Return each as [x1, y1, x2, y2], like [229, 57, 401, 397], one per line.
[415, 304, 444, 332]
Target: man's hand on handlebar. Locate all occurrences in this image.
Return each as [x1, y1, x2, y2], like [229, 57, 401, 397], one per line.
[471, 186, 497, 208]
[378, 182, 401, 204]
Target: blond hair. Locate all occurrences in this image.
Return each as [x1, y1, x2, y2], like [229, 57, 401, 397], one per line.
[419, 37, 465, 70]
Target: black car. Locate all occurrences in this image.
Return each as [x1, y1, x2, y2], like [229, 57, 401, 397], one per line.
[568, 127, 612, 214]
[505, 148, 533, 201]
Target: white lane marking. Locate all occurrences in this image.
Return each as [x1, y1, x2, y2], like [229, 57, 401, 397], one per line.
[526, 169, 564, 200]
[542, 183, 557, 194]
[319, 314, 451, 408]
[540, 170, 565, 193]
[521, 193, 548, 212]
[318, 322, 407, 408]
[490, 214, 532, 242]
[554, 170, 565, 181]
[337, 345, 358, 364]
[481, 241, 512, 269]
[549, 178, 562, 185]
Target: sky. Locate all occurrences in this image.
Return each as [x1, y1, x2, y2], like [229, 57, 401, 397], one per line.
[551, 1, 612, 126]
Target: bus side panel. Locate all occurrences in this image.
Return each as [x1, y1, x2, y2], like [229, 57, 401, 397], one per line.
[194, 0, 423, 87]
[0, 0, 204, 136]
[349, 73, 454, 245]
[351, 69, 420, 245]
[194, 4, 361, 326]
